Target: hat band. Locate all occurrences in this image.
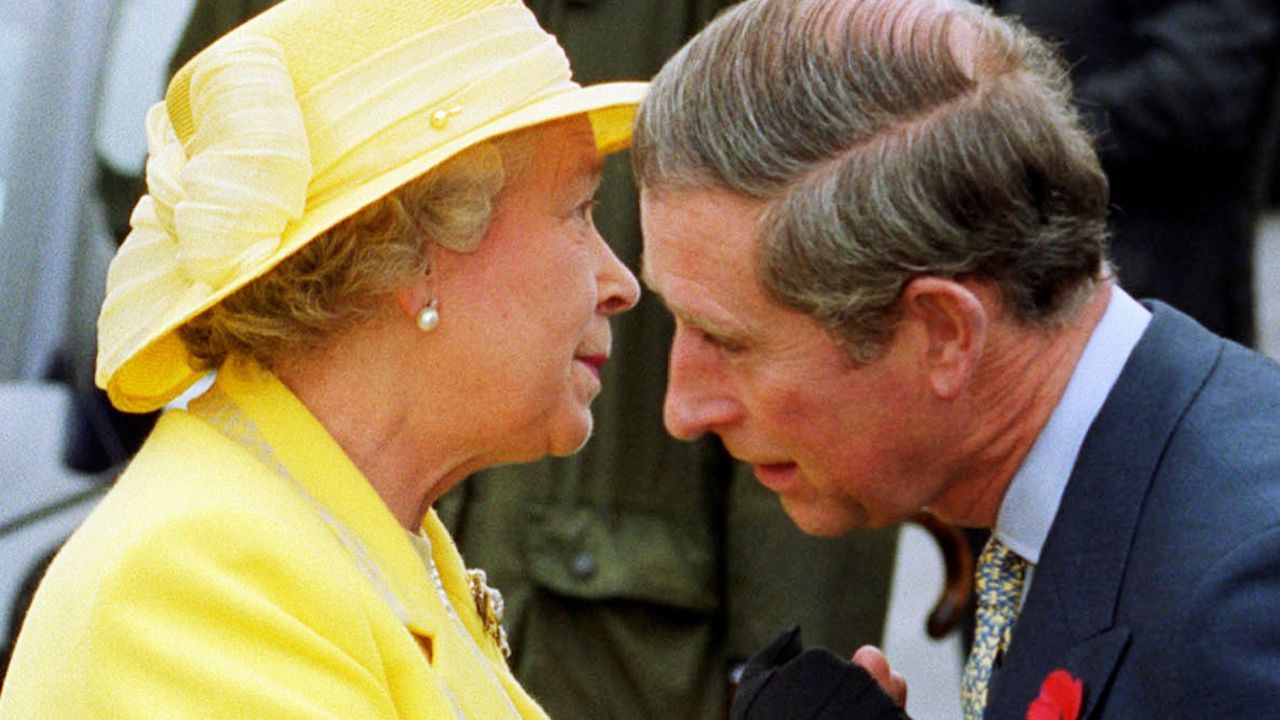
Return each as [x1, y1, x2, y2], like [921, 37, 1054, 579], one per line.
[297, 4, 577, 206]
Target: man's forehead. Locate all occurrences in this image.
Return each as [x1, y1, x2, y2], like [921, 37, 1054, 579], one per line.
[642, 186, 757, 277]
[639, 202, 763, 345]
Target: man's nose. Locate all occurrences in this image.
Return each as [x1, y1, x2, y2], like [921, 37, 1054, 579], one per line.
[662, 326, 743, 440]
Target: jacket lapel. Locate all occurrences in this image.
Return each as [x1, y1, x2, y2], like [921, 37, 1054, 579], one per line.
[986, 303, 1222, 719]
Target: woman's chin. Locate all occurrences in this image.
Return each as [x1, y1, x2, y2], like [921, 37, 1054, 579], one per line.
[547, 414, 594, 458]
[489, 408, 594, 465]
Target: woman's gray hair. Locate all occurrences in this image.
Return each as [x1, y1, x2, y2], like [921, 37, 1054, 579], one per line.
[633, 0, 1109, 361]
[179, 130, 536, 370]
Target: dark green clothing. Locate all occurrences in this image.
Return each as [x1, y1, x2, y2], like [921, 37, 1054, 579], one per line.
[164, 3, 900, 719]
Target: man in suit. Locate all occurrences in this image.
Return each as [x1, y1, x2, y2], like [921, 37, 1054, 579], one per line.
[633, 0, 1280, 717]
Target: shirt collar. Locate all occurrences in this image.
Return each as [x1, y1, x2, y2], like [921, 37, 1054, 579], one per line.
[994, 285, 1151, 564]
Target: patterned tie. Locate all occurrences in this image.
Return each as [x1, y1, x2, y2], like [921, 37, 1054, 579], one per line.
[961, 536, 1029, 720]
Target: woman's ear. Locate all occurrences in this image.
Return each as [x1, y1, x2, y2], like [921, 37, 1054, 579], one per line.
[899, 276, 988, 398]
[394, 266, 434, 322]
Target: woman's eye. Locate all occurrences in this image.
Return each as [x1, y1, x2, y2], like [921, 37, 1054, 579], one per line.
[575, 197, 598, 223]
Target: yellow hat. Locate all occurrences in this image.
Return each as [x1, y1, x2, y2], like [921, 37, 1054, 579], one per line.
[96, 0, 646, 413]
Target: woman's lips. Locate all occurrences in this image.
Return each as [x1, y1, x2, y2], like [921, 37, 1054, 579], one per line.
[576, 354, 608, 379]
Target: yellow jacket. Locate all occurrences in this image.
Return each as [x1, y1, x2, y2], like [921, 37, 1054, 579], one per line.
[0, 360, 549, 719]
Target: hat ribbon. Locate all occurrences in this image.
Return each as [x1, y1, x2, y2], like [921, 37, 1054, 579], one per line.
[139, 34, 312, 293]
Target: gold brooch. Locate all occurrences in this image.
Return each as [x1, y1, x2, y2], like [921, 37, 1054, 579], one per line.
[467, 568, 510, 659]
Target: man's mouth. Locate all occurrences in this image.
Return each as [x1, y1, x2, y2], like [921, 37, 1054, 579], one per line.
[752, 461, 800, 492]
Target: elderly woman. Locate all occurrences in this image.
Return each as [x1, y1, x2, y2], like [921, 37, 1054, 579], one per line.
[0, 0, 641, 717]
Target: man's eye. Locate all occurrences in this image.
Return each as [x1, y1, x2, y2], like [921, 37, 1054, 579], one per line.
[701, 329, 745, 354]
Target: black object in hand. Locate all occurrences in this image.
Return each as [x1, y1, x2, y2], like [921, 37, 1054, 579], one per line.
[731, 627, 910, 720]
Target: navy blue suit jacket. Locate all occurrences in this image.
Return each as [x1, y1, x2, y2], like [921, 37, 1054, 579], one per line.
[986, 302, 1280, 718]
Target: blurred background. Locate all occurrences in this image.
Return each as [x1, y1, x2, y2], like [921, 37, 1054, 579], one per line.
[1, 1, 1277, 718]
[1, 0, 195, 676]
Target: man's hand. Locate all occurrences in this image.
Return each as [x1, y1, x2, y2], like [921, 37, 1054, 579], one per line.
[730, 627, 910, 719]
[853, 645, 908, 708]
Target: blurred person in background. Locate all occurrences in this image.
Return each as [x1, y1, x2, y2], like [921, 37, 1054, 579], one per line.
[0, 0, 644, 715]
[984, 0, 1280, 347]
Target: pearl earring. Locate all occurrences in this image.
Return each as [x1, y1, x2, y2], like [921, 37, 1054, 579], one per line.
[416, 301, 440, 332]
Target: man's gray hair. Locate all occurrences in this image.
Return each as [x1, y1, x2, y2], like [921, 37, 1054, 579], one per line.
[633, 0, 1109, 361]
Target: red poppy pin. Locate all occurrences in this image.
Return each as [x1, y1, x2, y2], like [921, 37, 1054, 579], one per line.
[1026, 669, 1083, 720]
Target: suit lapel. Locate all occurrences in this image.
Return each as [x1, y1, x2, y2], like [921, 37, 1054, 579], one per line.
[986, 303, 1223, 719]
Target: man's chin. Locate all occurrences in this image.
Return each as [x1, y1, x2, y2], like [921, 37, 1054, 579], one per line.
[778, 497, 867, 538]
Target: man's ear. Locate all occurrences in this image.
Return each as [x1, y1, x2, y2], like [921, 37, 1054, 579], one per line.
[900, 277, 988, 399]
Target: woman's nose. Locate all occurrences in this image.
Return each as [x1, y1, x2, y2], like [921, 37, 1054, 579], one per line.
[596, 240, 641, 316]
